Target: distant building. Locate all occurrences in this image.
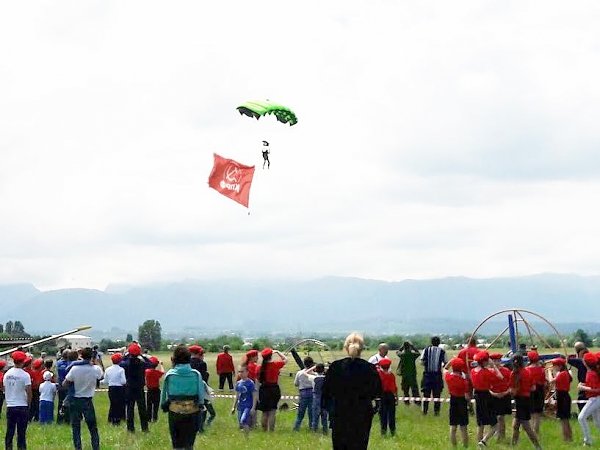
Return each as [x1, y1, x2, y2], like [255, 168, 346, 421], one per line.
[56, 334, 92, 349]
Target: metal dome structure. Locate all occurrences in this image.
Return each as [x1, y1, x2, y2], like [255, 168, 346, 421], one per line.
[467, 308, 567, 359]
[283, 338, 339, 369]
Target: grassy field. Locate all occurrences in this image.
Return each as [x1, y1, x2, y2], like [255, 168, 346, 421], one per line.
[1, 350, 598, 449]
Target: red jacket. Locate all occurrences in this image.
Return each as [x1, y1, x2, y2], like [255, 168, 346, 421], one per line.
[216, 352, 235, 374]
[378, 370, 397, 395]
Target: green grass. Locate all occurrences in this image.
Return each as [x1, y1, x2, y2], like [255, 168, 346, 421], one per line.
[1, 350, 598, 448]
[2, 395, 598, 449]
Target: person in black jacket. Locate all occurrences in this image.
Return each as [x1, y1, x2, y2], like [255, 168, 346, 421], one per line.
[189, 345, 215, 431]
[120, 343, 152, 432]
[189, 345, 209, 383]
[322, 333, 382, 450]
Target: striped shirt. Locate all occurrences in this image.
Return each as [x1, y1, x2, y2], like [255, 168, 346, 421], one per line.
[421, 346, 446, 374]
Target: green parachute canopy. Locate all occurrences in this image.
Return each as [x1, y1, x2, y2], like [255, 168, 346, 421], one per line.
[237, 100, 298, 126]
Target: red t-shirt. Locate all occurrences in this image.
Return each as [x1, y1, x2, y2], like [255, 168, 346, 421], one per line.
[526, 365, 546, 387]
[247, 361, 259, 382]
[28, 368, 44, 390]
[261, 361, 285, 385]
[145, 369, 164, 389]
[470, 368, 498, 391]
[445, 372, 469, 397]
[555, 370, 571, 392]
[378, 370, 397, 394]
[510, 368, 533, 397]
[490, 366, 511, 393]
[584, 371, 600, 398]
[458, 346, 479, 364]
[216, 353, 235, 375]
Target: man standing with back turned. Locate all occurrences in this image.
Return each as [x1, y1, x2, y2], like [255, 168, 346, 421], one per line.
[397, 341, 421, 406]
[3, 351, 32, 450]
[63, 347, 103, 450]
[421, 336, 447, 416]
[368, 343, 389, 366]
[216, 346, 235, 391]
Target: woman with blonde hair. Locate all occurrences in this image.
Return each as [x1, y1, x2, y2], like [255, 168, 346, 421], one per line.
[322, 333, 382, 450]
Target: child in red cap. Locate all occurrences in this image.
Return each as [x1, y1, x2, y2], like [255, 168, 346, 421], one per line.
[244, 350, 260, 382]
[377, 358, 397, 437]
[525, 351, 546, 436]
[145, 356, 164, 422]
[577, 352, 600, 446]
[548, 358, 572, 441]
[489, 353, 512, 442]
[470, 351, 503, 447]
[256, 348, 287, 431]
[510, 355, 542, 450]
[24, 358, 45, 422]
[103, 353, 127, 425]
[4, 351, 32, 450]
[444, 357, 470, 448]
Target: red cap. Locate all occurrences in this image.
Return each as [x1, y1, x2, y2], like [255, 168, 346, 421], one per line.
[11, 351, 27, 364]
[527, 351, 540, 363]
[583, 352, 598, 366]
[246, 349, 259, 358]
[474, 351, 489, 363]
[0, 360, 7, 369]
[489, 353, 503, 360]
[111, 353, 123, 364]
[32, 359, 44, 369]
[551, 358, 566, 366]
[188, 345, 204, 355]
[23, 357, 32, 366]
[379, 358, 392, 368]
[128, 344, 141, 356]
[450, 357, 466, 372]
[149, 356, 159, 366]
[261, 348, 273, 358]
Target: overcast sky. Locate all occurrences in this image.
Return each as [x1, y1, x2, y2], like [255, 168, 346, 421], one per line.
[1, 1, 600, 290]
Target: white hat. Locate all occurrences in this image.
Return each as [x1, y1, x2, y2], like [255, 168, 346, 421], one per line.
[43, 371, 53, 381]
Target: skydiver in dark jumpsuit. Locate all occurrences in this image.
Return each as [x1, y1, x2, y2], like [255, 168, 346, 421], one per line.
[262, 140, 270, 169]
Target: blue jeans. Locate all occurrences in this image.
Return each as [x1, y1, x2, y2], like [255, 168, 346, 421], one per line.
[5, 406, 28, 450]
[70, 398, 99, 450]
[311, 396, 328, 433]
[293, 391, 313, 431]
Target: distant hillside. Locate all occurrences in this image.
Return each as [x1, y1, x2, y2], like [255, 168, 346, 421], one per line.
[1, 274, 599, 335]
[0, 283, 40, 313]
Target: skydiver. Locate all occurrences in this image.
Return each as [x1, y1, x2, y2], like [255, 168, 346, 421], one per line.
[262, 140, 270, 169]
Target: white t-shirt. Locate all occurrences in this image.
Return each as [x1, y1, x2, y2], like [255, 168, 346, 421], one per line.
[102, 365, 126, 387]
[294, 369, 316, 390]
[39, 381, 57, 402]
[65, 364, 104, 398]
[3, 367, 31, 407]
[368, 354, 386, 365]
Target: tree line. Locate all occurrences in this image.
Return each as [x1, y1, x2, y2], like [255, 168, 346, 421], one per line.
[0, 320, 29, 338]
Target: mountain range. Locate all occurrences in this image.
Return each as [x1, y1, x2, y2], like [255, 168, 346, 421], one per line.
[1, 273, 599, 337]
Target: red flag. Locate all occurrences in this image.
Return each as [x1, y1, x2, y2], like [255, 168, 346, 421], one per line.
[208, 153, 255, 208]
